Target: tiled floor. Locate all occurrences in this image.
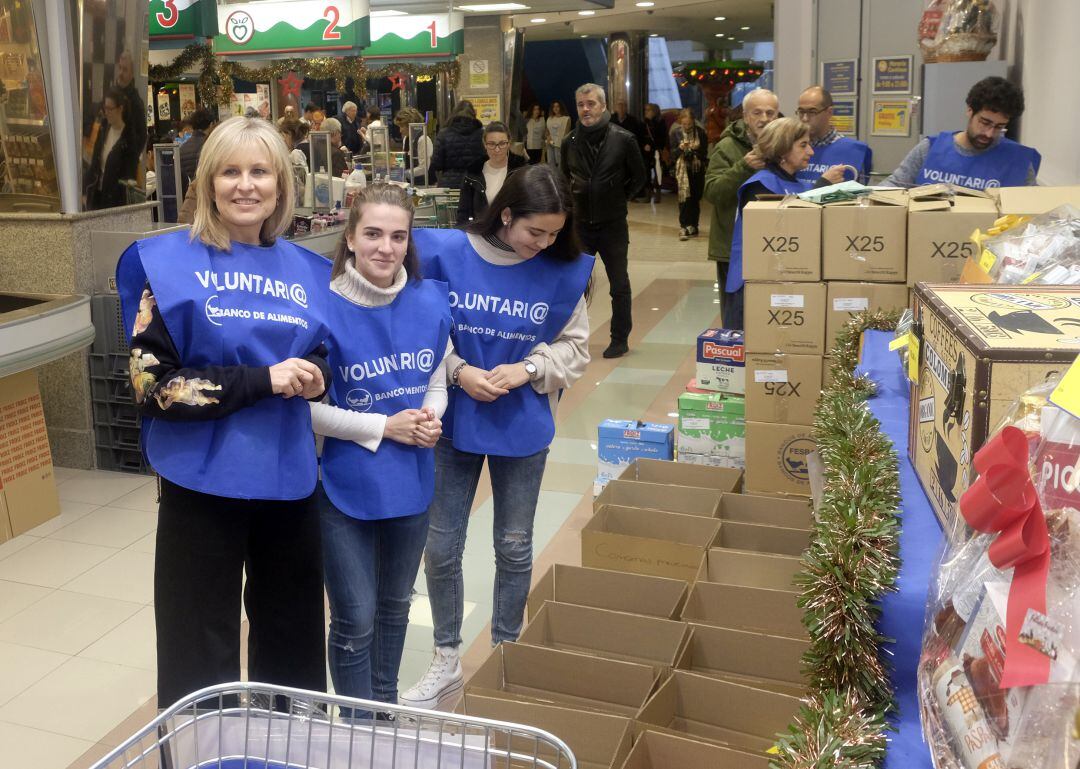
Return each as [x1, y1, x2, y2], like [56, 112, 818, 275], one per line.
[0, 194, 721, 768]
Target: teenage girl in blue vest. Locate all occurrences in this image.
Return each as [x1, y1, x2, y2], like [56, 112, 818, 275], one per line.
[116, 116, 333, 706]
[310, 184, 452, 714]
[401, 165, 594, 709]
[723, 116, 847, 330]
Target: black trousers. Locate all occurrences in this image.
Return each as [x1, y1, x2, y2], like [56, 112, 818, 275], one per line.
[155, 478, 326, 707]
[721, 286, 744, 330]
[526, 148, 543, 164]
[578, 218, 632, 344]
[677, 172, 705, 228]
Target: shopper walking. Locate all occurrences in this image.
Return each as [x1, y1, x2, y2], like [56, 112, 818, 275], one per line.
[430, 100, 485, 191]
[525, 104, 546, 164]
[561, 83, 646, 359]
[401, 165, 593, 710]
[724, 117, 845, 329]
[116, 116, 333, 707]
[313, 184, 452, 713]
[545, 101, 571, 172]
[456, 121, 527, 225]
[671, 108, 708, 241]
[640, 103, 668, 203]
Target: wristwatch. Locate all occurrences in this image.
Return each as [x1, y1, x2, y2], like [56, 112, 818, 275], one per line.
[522, 360, 538, 380]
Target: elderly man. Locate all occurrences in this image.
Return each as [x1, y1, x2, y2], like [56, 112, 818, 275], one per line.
[562, 83, 647, 359]
[340, 101, 362, 153]
[884, 76, 1040, 189]
[318, 117, 349, 176]
[794, 86, 872, 185]
[702, 88, 778, 299]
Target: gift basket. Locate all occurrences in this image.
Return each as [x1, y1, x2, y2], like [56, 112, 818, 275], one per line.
[919, 0, 1000, 63]
[979, 204, 1080, 285]
[918, 377, 1080, 768]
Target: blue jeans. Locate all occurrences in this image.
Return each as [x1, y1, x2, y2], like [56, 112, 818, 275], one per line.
[424, 439, 548, 647]
[319, 486, 429, 706]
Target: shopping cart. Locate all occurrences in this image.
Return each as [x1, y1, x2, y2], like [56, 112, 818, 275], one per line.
[89, 682, 576, 769]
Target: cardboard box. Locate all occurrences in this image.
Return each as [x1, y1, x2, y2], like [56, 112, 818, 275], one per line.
[527, 564, 688, 622]
[465, 642, 658, 717]
[680, 581, 807, 639]
[906, 194, 999, 286]
[593, 479, 722, 517]
[822, 193, 908, 281]
[695, 328, 745, 394]
[744, 282, 827, 355]
[995, 185, 1080, 216]
[741, 199, 822, 283]
[675, 391, 745, 460]
[744, 353, 822, 426]
[634, 672, 801, 755]
[0, 370, 60, 538]
[825, 282, 910, 354]
[675, 623, 808, 697]
[596, 420, 675, 488]
[620, 729, 770, 769]
[519, 602, 689, 675]
[616, 457, 742, 493]
[715, 520, 810, 557]
[694, 547, 803, 592]
[675, 452, 743, 470]
[745, 421, 817, 497]
[461, 692, 634, 769]
[581, 506, 720, 581]
[910, 284, 1080, 529]
[717, 492, 812, 530]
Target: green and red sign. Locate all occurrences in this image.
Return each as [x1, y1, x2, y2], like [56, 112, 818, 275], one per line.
[149, 0, 217, 42]
[364, 13, 464, 58]
[214, 0, 371, 57]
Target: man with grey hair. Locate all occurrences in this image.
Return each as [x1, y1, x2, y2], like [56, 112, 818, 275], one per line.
[340, 100, 362, 153]
[702, 88, 779, 307]
[561, 83, 647, 358]
[318, 117, 348, 175]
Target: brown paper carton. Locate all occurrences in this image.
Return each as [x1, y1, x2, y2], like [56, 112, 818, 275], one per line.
[634, 672, 801, 755]
[581, 506, 720, 581]
[825, 281, 910, 354]
[715, 520, 810, 557]
[995, 185, 1080, 216]
[518, 601, 689, 675]
[675, 623, 808, 696]
[744, 353, 823, 426]
[593, 479, 722, 517]
[694, 547, 802, 592]
[527, 564, 687, 622]
[741, 199, 822, 283]
[462, 692, 634, 769]
[717, 492, 812, 530]
[822, 194, 908, 281]
[0, 370, 60, 537]
[906, 195, 999, 285]
[465, 642, 658, 717]
[619, 729, 770, 769]
[616, 458, 742, 492]
[681, 581, 807, 640]
[745, 421, 816, 497]
[744, 282, 827, 355]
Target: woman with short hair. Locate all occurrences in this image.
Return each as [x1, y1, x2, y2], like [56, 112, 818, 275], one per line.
[456, 121, 527, 224]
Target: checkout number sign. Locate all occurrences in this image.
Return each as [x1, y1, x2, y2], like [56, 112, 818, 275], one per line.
[156, 0, 179, 27]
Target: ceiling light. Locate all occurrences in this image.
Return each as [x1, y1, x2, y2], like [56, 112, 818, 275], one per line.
[715, 33, 723, 37]
[580, 34, 588, 37]
[649, 33, 658, 37]
[530, 17, 546, 22]
[370, 9, 408, 16]
[741, 25, 750, 30]
[636, 1, 655, 6]
[455, 3, 529, 11]
[714, 16, 725, 21]
[578, 9, 595, 14]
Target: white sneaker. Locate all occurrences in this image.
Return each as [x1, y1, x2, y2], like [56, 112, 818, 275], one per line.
[399, 646, 464, 710]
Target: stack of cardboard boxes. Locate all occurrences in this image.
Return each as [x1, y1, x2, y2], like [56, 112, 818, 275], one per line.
[675, 329, 746, 470]
[459, 459, 815, 768]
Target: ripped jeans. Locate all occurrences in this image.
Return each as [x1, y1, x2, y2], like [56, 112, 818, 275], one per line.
[424, 438, 549, 648]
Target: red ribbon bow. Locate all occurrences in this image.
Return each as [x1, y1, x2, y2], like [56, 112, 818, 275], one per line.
[959, 425, 1051, 688]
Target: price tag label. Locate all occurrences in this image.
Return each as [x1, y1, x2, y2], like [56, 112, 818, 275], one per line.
[1049, 356, 1080, 419]
[907, 333, 921, 384]
[834, 297, 870, 312]
[754, 369, 789, 383]
[771, 294, 804, 308]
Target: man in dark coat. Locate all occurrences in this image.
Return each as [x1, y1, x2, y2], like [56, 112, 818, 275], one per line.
[430, 101, 485, 191]
[178, 108, 216, 198]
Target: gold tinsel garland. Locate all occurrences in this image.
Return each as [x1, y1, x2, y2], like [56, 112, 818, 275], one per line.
[148, 44, 460, 106]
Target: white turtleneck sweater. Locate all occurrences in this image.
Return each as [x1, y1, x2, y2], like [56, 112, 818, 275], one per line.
[309, 260, 451, 452]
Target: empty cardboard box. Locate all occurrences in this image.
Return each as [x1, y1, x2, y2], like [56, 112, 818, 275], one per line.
[825, 281, 909, 354]
[717, 492, 812, 530]
[527, 564, 688, 622]
[745, 421, 817, 497]
[822, 193, 908, 281]
[582, 506, 720, 581]
[744, 353, 823, 426]
[906, 193, 999, 285]
[995, 185, 1080, 216]
[675, 623, 808, 697]
[744, 282, 827, 355]
[0, 369, 60, 538]
[616, 458, 742, 493]
[519, 602, 689, 675]
[681, 581, 807, 640]
[593, 479, 722, 517]
[715, 520, 811, 557]
[619, 729, 770, 769]
[741, 199, 822, 283]
[695, 547, 802, 592]
[465, 642, 658, 717]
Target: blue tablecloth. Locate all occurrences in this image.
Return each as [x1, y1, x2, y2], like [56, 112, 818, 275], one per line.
[854, 330, 940, 769]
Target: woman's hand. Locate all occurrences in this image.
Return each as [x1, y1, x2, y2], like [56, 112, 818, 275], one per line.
[486, 363, 531, 391]
[270, 358, 324, 399]
[458, 365, 509, 402]
[822, 165, 848, 184]
[414, 407, 442, 448]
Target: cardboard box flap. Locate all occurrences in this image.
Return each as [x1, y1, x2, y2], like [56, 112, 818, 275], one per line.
[621, 729, 770, 769]
[588, 505, 721, 545]
[526, 564, 688, 621]
[717, 520, 811, 557]
[744, 197, 821, 208]
[696, 547, 802, 591]
[718, 493, 812, 529]
[679, 623, 808, 690]
[618, 458, 742, 492]
[996, 185, 1080, 216]
[681, 581, 808, 639]
[909, 198, 954, 213]
[823, 191, 906, 207]
[908, 183, 991, 200]
[594, 480, 722, 517]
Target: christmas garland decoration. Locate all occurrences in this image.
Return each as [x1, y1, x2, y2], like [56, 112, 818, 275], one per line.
[147, 44, 460, 106]
[772, 309, 903, 769]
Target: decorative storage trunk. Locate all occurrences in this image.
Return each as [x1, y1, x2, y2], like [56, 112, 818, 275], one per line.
[909, 284, 1080, 529]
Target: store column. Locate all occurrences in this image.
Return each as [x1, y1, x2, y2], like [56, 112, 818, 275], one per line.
[458, 16, 510, 124]
[607, 32, 647, 118]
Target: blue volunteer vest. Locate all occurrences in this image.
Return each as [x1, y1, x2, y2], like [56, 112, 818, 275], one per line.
[728, 168, 812, 293]
[116, 230, 332, 500]
[412, 228, 594, 457]
[917, 131, 1041, 190]
[795, 137, 872, 185]
[320, 280, 452, 521]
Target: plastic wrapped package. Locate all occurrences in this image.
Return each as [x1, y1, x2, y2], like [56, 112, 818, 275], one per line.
[920, 0, 1000, 63]
[983, 205, 1080, 285]
[918, 376, 1080, 769]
